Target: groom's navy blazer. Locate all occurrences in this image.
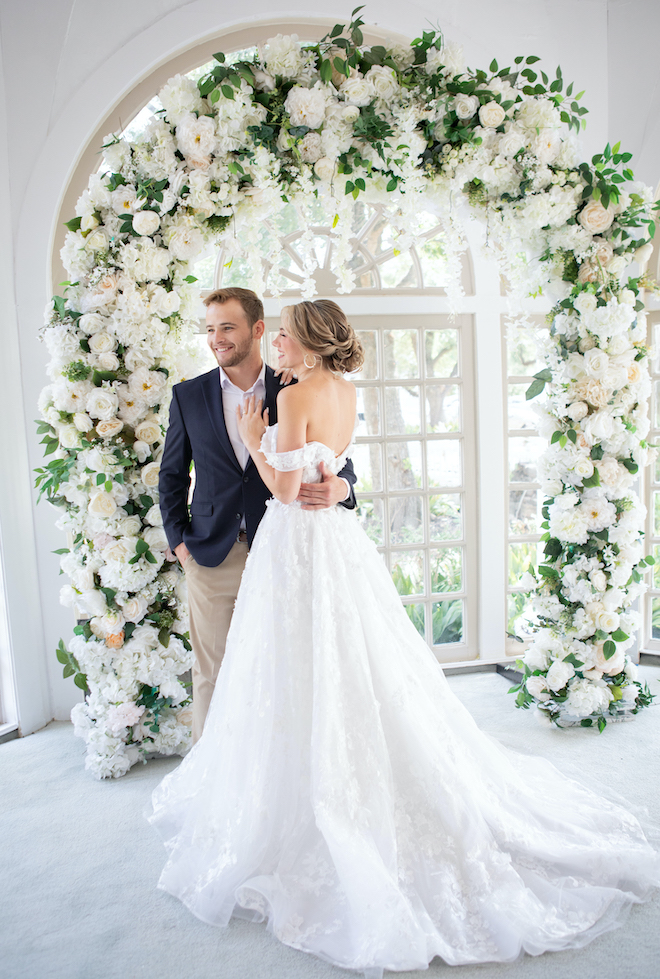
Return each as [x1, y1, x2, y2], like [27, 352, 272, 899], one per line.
[159, 365, 357, 567]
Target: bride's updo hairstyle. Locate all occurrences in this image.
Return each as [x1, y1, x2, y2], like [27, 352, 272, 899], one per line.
[284, 300, 364, 374]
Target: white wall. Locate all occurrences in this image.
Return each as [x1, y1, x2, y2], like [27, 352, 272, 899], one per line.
[0, 0, 656, 727]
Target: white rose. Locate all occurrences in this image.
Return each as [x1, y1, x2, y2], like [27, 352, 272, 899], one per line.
[96, 418, 124, 439]
[567, 401, 588, 421]
[341, 104, 360, 123]
[116, 515, 141, 536]
[578, 200, 615, 234]
[134, 416, 161, 444]
[168, 227, 204, 262]
[88, 332, 117, 354]
[119, 595, 149, 624]
[365, 65, 399, 101]
[73, 412, 94, 432]
[141, 461, 161, 488]
[573, 456, 594, 480]
[525, 675, 551, 701]
[81, 589, 108, 617]
[88, 492, 117, 518]
[314, 157, 337, 181]
[590, 570, 608, 592]
[340, 75, 374, 107]
[607, 255, 628, 276]
[574, 292, 597, 316]
[85, 228, 108, 252]
[111, 185, 138, 215]
[132, 210, 161, 236]
[498, 130, 525, 157]
[86, 387, 119, 421]
[284, 85, 328, 130]
[96, 352, 120, 371]
[595, 609, 620, 633]
[453, 94, 480, 119]
[546, 659, 575, 692]
[145, 504, 163, 526]
[58, 424, 81, 449]
[143, 527, 169, 552]
[581, 410, 614, 444]
[478, 101, 506, 128]
[583, 347, 610, 379]
[102, 537, 135, 563]
[79, 312, 108, 335]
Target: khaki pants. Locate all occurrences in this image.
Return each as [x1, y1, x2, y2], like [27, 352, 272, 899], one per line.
[184, 541, 249, 743]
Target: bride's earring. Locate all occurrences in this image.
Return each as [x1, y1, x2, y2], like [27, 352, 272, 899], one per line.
[303, 354, 318, 369]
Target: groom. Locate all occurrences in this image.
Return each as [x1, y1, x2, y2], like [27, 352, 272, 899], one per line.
[159, 287, 357, 742]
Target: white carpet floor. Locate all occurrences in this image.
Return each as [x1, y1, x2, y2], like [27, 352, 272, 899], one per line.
[2, 668, 660, 979]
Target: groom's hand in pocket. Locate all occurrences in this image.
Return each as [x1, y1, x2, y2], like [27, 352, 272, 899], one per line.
[297, 462, 350, 509]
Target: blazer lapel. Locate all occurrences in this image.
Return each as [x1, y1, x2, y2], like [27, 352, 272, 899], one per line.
[201, 369, 243, 473]
[244, 366, 281, 476]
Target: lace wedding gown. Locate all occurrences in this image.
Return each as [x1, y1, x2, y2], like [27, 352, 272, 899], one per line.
[150, 426, 660, 976]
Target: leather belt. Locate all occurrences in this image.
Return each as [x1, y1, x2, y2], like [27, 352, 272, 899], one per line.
[237, 530, 248, 544]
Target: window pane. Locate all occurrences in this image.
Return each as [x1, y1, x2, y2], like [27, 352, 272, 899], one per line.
[355, 386, 380, 437]
[419, 237, 450, 288]
[430, 547, 462, 593]
[507, 331, 543, 375]
[655, 492, 660, 536]
[352, 443, 383, 493]
[356, 331, 378, 379]
[387, 441, 422, 490]
[509, 489, 541, 536]
[654, 544, 660, 588]
[424, 329, 459, 378]
[404, 602, 425, 638]
[426, 384, 460, 433]
[379, 251, 417, 288]
[509, 436, 544, 483]
[390, 495, 424, 544]
[427, 440, 462, 488]
[384, 330, 419, 379]
[429, 494, 462, 542]
[508, 384, 538, 431]
[655, 380, 660, 429]
[508, 541, 540, 586]
[432, 599, 463, 644]
[508, 592, 538, 638]
[356, 498, 384, 546]
[391, 550, 424, 596]
[653, 596, 660, 640]
[385, 386, 421, 435]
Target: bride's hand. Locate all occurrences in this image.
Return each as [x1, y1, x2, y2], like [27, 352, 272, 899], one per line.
[274, 367, 297, 386]
[236, 396, 269, 452]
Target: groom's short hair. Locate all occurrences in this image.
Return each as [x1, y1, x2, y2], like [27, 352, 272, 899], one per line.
[203, 288, 264, 327]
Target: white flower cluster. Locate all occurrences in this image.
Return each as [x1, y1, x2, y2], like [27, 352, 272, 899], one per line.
[41, 29, 659, 774]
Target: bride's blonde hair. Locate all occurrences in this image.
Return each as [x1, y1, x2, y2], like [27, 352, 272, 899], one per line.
[283, 300, 364, 374]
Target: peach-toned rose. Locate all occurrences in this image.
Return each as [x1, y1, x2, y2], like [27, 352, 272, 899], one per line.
[574, 378, 611, 408]
[578, 200, 615, 234]
[96, 418, 124, 439]
[578, 262, 600, 284]
[105, 631, 125, 649]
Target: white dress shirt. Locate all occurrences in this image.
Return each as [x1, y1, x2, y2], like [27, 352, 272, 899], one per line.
[219, 363, 267, 471]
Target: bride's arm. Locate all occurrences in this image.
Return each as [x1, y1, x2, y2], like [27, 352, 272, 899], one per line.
[237, 389, 307, 505]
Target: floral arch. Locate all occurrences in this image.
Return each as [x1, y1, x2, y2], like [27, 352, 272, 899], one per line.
[38, 11, 658, 777]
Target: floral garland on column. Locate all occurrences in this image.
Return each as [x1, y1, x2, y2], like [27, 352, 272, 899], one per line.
[37, 8, 658, 776]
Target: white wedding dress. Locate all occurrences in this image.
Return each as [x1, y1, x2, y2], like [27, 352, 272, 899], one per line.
[150, 426, 660, 976]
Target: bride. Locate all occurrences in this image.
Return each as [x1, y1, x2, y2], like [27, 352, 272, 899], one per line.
[149, 299, 660, 976]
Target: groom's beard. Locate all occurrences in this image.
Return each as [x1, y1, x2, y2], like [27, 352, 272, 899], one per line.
[212, 332, 255, 368]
